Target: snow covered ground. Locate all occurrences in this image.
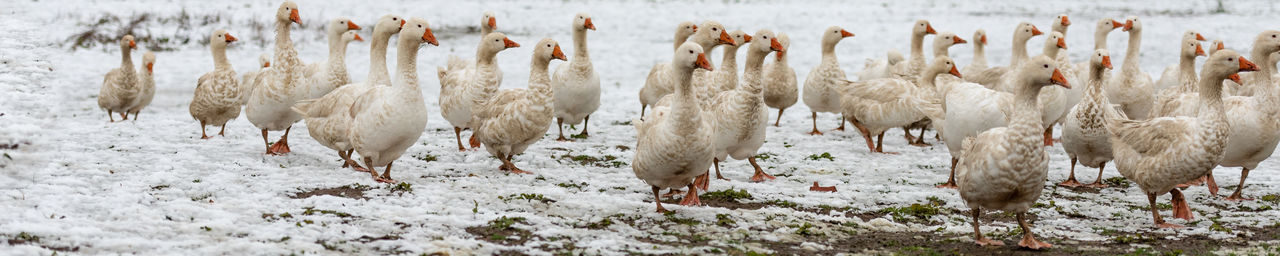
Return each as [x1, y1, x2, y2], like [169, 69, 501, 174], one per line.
[3, 0, 1280, 254]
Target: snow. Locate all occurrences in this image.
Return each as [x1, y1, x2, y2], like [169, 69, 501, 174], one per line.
[3, 0, 1280, 254]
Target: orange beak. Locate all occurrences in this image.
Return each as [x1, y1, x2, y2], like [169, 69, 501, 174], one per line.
[400, 19, 406, 29]
[289, 9, 301, 25]
[925, 24, 936, 34]
[422, 28, 438, 46]
[1195, 43, 1205, 56]
[949, 65, 962, 78]
[1195, 33, 1205, 41]
[1228, 73, 1243, 84]
[1031, 25, 1043, 36]
[954, 36, 967, 44]
[1123, 20, 1133, 32]
[743, 34, 753, 43]
[1061, 16, 1071, 26]
[488, 17, 497, 29]
[129, 40, 136, 49]
[348, 20, 361, 30]
[503, 37, 520, 48]
[840, 29, 854, 38]
[584, 18, 596, 30]
[1051, 68, 1070, 88]
[1111, 20, 1123, 29]
[1239, 57, 1259, 72]
[718, 31, 736, 46]
[1216, 41, 1225, 51]
[769, 38, 783, 52]
[146, 62, 154, 73]
[980, 34, 987, 45]
[1057, 37, 1067, 49]
[263, 62, 271, 68]
[776, 50, 785, 61]
[353, 33, 364, 42]
[695, 53, 713, 71]
[1101, 56, 1113, 69]
[552, 44, 567, 61]
[224, 33, 237, 43]
[691, 25, 698, 32]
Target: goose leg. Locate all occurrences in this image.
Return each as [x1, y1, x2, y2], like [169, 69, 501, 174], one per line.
[902, 126, 917, 143]
[834, 116, 846, 131]
[267, 126, 291, 155]
[1170, 189, 1194, 221]
[774, 108, 785, 127]
[1058, 157, 1083, 187]
[678, 183, 701, 206]
[748, 157, 776, 182]
[131, 112, 139, 121]
[108, 111, 116, 122]
[807, 112, 823, 135]
[1206, 171, 1219, 196]
[500, 154, 533, 174]
[379, 161, 396, 183]
[453, 127, 466, 151]
[971, 207, 1003, 246]
[693, 173, 710, 191]
[1084, 162, 1110, 188]
[120, 112, 129, 121]
[1149, 192, 1183, 228]
[713, 158, 726, 180]
[849, 116, 877, 153]
[1016, 212, 1052, 249]
[640, 105, 647, 120]
[343, 150, 367, 172]
[260, 129, 271, 154]
[1042, 127, 1054, 146]
[937, 158, 959, 189]
[218, 125, 227, 136]
[912, 126, 930, 146]
[577, 115, 590, 138]
[199, 121, 211, 139]
[468, 133, 481, 148]
[1225, 168, 1252, 201]
[652, 186, 668, 213]
[339, 151, 351, 168]
[556, 118, 569, 141]
[661, 188, 683, 198]
[362, 157, 393, 183]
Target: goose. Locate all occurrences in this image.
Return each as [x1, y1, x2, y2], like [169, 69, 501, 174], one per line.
[239, 54, 270, 105]
[473, 38, 566, 174]
[903, 31, 966, 146]
[1034, 32, 1071, 146]
[801, 26, 855, 135]
[443, 11, 500, 77]
[1107, 50, 1258, 228]
[858, 20, 935, 81]
[966, 22, 1043, 87]
[1073, 18, 1123, 85]
[763, 33, 797, 127]
[302, 18, 362, 100]
[1060, 49, 1123, 187]
[127, 51, 156, 120]
[348, 17, 438, 183]
[438, 32, 520, 151]
[1105, 17, 1155, 120]
[700, 30, 783, 184]
[245, 1, 304, 155]
[552, 13, 600, 141]
[685, 21, 737, 105]
[639, 21, 725, 118]
[957, 55, 1069, 249]
[698, 30, 751, 106]
[632, 42, 716, 212]
[1051, 15, 1083, 139]
[960, 29, 988, 80]
[843, 56, 960, 154]
[1214, 40, 1247, 96]
[189, 30, 241, 139]
[97, 35, 139, 122]
[292, 15, 404, 172]
[1215, 30, 1280, 200]
[1149, 33, 1208, 118]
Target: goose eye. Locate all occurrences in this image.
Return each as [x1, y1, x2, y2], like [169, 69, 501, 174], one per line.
[1044, 64, 1049, 68]
[418, 25, 422, 28]
[1229, 58, 1234, 61]
[712, 28, 717, 31]
[547, 44, 551, 47]
[689, 50, 694, 54]
[393, 18, 398, 20]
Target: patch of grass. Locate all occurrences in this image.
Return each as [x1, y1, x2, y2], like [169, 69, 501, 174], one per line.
[701, 189, 753, 202]
[1261, 194, 1280, 204]
[1104, 177, 1131, 188]
[611, 120, 632, 126]
[571, 133, 588, 139]
[302, 207, 353, 218]
[1112, 233, 1156, 244]
[558, 153, 625, 168]
[794, 222, 818, 236]
[806, 152, 834, 161]
[556, 182, 587, 190]
[715, 214, 736, 227]
[488, 216, 527, 230]
[768, 200, 798, 209]
[663, 212, 700, 226]
[754, 152, 778, 161]
[150, 185, 169, 190]
[388, 182, 412, 193]
[586, 214, 624, 229]
[190, 193, 212, 202]
[13, 232, 39, 243]
[501, 193, 555, 204]
[880, 203, 943, 223]
[200, 226, 212, 231]
[414, 154, 437, 163]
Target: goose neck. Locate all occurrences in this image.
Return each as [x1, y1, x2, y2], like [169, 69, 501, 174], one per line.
[742, 48, 769, 93]
[211, 44, 231, 70]
[367, 31, 393, 85]
[1122, 30, 1142, 72]
[1094, 29, 1111, 50]
[573, 29, 590, 64]
[394, 40, 420, 89]
[1012, 36, 1030, 66]
[910, 32, 925, 60]
[120, 45, 135, 70]
[720, 46, 739, 70]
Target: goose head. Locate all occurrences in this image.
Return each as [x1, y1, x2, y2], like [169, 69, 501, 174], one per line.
[209, 29, 236, 49]
[400, 18, 438, 46]
[1052, 14, 1070, 33]
[1254, 30, 1280, 55]
[481, 32, 519, 54]
[572, 12, 595, 31]
[821, 26, 854, 48]
[728, 30, 751, 49]
[1179, 34, 1206, 58]
[258, 53, 271, 68]
[1208, 39, 1225, 56]
[120, 35, 137, 50]
[1092, 49, 1113, 70]
[481, 11, 497, 32]
[276, 1, 302, 26]
[373, 15, 405, 38]
[1095, 18, 1123, 34]
[913, 20, 936, 37]
[675, 21, 697, 39]
[1122, 16, 1141, 33]
[142, 51, 155, 73]
[1020, 56, 1070, 89]
[973, 29, 987, 46]
[929, 56, 962, 79]
[1182, 30, 1206, 42]
[750, 29, 783, 55]
[533, 38, 567, 64]
[775, 33, 791, 61]
[932, 31, 966, 54]
[694, 21, 734, 47]
[326, 18, 360, 38]
[1014, 22, 1043, 43]
[1204, 49, 1259, 85]
[674, 42, 713, 72]
[1042, 31, 1067, 56]
[342, 30, 363, 44]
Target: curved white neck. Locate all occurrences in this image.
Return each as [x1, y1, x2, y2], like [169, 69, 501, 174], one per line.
[1011, 36, 1031, 66]
[821, 39, 839, 63]
[120, 45, 135, 71]
[933, 43, 950, 58]
[529, 56, 552, 89]
[367, 31, 394, 86]
[394, 39, 420, 89]
[741, 47, 769, 93]
[1094, 29, 1111, 50]
[973, 42, 986, 66]
[273, 20, 298, 67]
[1122, 29, 1142, 73]
[211, 44, 230, 70]
[720, 45, 739, 71]
[910, 32, 925, 62]
[572, 28, 590, 65]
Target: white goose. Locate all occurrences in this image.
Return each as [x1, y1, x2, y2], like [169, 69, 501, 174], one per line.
[632, 42, 716, 212]
[127, 51, 156, 120]
[303, 18, 362, 99]
[763, 33, 797, 127]
[347, 18, 438, 183]
[1215, 30, 1280, 200]
[641, 21, 730, 118]
[801, 26, 855, 135]
[699, 30, 751, 106]
[1107, 50, 1258, 228]
[1051, 14, 1083, 138]
[1033, 32, 1070, 146]
[438, 32, 519, 151]
[859, 20, 935, 81]
[1105, 17, 1155, 120]
[1073, 18, 1123, 84]
[551, 13, 600, 141]
[957, 56, 1069, 249]
[960, 29, 988, 81]
[97, 35, 139, 122]
[843, 56, 960, 154]
[903, 31, 966, 146]
[1060, 49, 1122, 187]
[474, 38, 567, 174]
[686, 21, 737, 106]
[966, 22, 1043, 87]
[292, 15, 404, 172]
[189, 30, 241, 139]
[245, 1, 304, 155]
[638, 21, 698, 118]
[1149, 33, 1207, 118]
[445, 11, 500, 78]
[238, 54, 270, 106]
[701, 30, 783, 184]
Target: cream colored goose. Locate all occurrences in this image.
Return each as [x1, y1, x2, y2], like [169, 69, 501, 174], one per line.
[474, 38, 566, 174]
[303, 18, 361, 99]
[1215, 30, 1280, 200]
[843, 56, 960, 154]
[1105, 17, 1155, 120]
[1073, 18, 1123, 85]
[245, 1, 304, 155]
[701, 30, 782, 183]
[438, 32, 519, 151]
[1107, 50, 1258, 228]
[924, 65, 1019, 188]
[858, 20, 935, 81]
[632, 42, 716, 212]
[961, 29, 988, 79]
[966, 22, 1043, 87]
[189, 30, 241, 139]
[445, 11, 500, 77]
[1149, 33, 1207, 118]
[801, 26, 855, 135]
[957, 56, 1068, 249]
[239, 54, 270, 105]
[551, 13, 599, 141]
[292, 15, 404, 172]
[686, 22, 737, 106]
[640, 21, 728, 118]
[763, 33, 797, 126]
[127, 51, 155, 120]
[1034, 32, 1070, 146]
[1060, 49, 1122, 187]
[97, 35, 139, 122]
[1215, 40, 1247, 96]
[347, 18, 438, 183]
[1051, 14, 1084, 138]
[698, 30, 750, 106]
[903, 31, 966, 146]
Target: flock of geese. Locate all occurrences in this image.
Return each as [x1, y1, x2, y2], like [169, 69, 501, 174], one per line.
[91, 1, 1280, 249]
